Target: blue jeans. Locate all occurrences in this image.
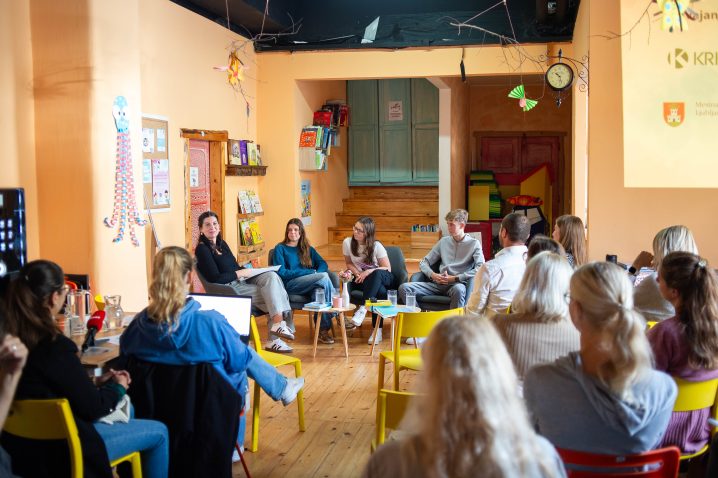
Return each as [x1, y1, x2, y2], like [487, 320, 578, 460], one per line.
[285, 272, 335, 329]
[236, 348, 288, 444]
[94, 414, 169, 478]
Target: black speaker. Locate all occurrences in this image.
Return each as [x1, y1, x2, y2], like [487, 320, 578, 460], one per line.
[0, 188, 27, 279]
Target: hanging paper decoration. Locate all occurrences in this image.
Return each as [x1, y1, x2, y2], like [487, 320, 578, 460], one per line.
[656, 0, 697, 32]
[213, 50, 247, 87]
[508, 85, 538, 112]
[103, 96, 147, 247]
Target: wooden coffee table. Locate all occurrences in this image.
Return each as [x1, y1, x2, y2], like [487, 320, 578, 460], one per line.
[303, 304, 356, 358]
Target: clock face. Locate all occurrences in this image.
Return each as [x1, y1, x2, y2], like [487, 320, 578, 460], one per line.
[545, 63, 574, 91]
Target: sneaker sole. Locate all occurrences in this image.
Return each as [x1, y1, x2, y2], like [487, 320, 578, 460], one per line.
[265, 346, 293, 354]
[271, 330, 295, 341]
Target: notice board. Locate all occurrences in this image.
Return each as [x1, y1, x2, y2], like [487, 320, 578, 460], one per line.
[141, 116, 170, 210]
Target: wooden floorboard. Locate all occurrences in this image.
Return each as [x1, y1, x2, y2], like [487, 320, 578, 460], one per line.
[236, 312, 418, 477]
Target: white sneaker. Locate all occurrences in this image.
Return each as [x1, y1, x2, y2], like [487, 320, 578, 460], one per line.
[281, 377, 305, 406]
[232, 446, 245, 463]
[352, 306, 367, 327]
[368, 328, 383, 344]
[270, 320, 295, 341]
[405, 337, 426, 346]
[265, 338, 293, 353]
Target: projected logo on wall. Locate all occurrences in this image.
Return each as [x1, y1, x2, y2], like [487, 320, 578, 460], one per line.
[667, 48, 718, 69]
[663, 102, 685, 126]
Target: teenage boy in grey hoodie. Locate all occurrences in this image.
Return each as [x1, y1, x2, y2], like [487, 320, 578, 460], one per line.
[399, 209, 484, 309]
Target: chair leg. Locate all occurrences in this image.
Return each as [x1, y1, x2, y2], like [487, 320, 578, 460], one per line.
[377, 355, 386, 392]
[235, 442, 252, 478]
[131, 452, 142, 478]
[294, 361, 306, 431]
[250, 382, 261, 452]
[394, 362, 400, 391]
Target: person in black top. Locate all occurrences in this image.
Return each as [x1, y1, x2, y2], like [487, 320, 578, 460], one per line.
[195, 211, 295, 353]
[0, 318, 27, 478]
[0, 260, 169, 478]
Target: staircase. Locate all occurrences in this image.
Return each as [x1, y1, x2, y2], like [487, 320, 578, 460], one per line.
[328, 186, 439, 246]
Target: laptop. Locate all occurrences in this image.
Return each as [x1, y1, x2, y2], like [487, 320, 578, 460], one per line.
[187, 293, 252, 339]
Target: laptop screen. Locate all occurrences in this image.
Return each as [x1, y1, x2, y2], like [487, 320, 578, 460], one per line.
[187, 293, 252, 337]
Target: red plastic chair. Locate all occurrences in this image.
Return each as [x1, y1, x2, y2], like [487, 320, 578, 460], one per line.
[556, 446, 680, 478]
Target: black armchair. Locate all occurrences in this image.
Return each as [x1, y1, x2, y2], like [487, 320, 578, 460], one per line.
[408, 260, 475, 311]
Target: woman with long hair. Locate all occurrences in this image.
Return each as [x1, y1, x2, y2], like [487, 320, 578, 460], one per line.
[0, 260, 169, 478]
[274, 218, 336, 344]
[494, 251, 578, 381]
[631, 225, 699, 322]
[342, 217, 395, 343]
[120, 247, 304, 449]
[552, 215, 587, 268]
[648, 252, 718, 454]
[195, 211, 295, 353]
[364, 316, 566, 478]
[524, 262, 677, 454]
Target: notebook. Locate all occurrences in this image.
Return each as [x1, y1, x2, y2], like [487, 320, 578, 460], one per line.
[187, 293, 252, 337]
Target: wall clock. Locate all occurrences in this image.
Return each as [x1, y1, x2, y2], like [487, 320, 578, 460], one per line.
[545, 62, 574, 91]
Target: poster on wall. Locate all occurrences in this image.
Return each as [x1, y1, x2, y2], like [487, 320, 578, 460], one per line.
[621, 0, 718, 187]
[388, 100, 403, 121]
[300, 180, 311, 225]
[156, 128, 166, 153]
[152, 159, 170, 206]
[142, 128, 155, 153]
[142, 160, 152, 184]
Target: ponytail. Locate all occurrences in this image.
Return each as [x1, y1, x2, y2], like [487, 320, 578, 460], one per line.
[661, 252, 718, 369]
[571, 262, 653, 397]
[4, 260, 64, 349]
[148, 246, 194, 328]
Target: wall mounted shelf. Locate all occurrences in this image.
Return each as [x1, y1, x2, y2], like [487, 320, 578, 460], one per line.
[226, 165, 267, 176]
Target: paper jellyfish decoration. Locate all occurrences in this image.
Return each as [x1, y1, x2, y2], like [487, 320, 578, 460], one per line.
[103, 96, 147, 247]
[656, 0, 698, 32]
[508, 85, 538, 112]
[214, 50, 247, 87]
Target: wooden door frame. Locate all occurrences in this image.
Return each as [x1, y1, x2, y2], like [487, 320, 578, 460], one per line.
[473, 131, 569, 218]
[181, 129, 228, 250]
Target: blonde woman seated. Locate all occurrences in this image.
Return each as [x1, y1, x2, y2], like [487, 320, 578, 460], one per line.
[524, 262, 677, 454]
[494, 251, 578, 382]
[552, 215, 587, 268]
[629, 225, 699, 322]
[363, 316, 567, 478]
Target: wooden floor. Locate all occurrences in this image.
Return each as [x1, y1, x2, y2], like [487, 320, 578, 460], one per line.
[237, 313, 418, 478]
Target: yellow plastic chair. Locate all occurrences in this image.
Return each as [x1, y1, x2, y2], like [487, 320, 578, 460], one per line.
[3, 398, 142, 477]
[371, 389, 416, 452]
[378, 308, 462, 391]
[672, 376, 718, 460]
[646, 320, 658, 330]
[248, 315, 306, 453]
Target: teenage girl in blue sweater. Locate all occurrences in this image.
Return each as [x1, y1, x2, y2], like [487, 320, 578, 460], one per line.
[273, 219, 336, 344]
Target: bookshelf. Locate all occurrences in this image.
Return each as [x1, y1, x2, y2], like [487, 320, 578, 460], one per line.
[237, 243, 265, 264]
[226, 165, 267, 176]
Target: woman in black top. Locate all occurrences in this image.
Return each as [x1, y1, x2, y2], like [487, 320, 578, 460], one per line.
[195, 211, 295, 353]
[0, 260, 169, 478]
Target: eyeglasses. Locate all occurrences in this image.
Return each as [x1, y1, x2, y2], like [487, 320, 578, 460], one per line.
[352, 226, 365, 234]
[59, 284, 71, 294]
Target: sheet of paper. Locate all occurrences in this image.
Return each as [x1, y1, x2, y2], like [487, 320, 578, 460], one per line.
[240, 265, 281, 280]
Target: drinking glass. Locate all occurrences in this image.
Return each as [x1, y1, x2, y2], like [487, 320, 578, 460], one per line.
[387, 290, 398, 306]
[405, 293, 417, 309]
[315, 289, 326, 306]
[104, 295, 124, 329]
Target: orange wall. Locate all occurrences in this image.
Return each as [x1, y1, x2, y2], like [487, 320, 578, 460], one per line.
[0, 0, 40, 257]
[585, 0, 718, 264]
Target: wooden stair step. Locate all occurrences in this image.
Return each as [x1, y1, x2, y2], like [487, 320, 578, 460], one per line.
[341, 199, 438, 216]
[328, 227, 414, 246]
[349, 186, 438, 200]
[334, 213, 438, 228]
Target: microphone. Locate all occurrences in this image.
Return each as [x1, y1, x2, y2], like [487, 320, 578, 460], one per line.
[82, 311, 105, 353]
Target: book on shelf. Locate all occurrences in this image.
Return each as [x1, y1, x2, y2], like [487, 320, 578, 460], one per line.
[247, 190, 263, 213]
[239, 220, 254, 246]
[249, 220, 263, 244]
[239, 140, 249, 165]
[299, 128, 317, 147]
[237, 191, 252, 214]
[247, 141, 258, 166]
[228, 139, 242, 165]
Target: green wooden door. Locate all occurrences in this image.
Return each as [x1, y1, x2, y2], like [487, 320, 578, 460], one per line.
[348, 80, 380, 183]
[378, 79, 413, 183]
[411, 79, 439, 183]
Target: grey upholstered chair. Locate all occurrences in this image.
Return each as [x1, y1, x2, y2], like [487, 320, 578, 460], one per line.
[408, 260, 475, 311]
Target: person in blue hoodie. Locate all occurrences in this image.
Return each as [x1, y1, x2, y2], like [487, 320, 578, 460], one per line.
[524, 261, 677, 455]
[120, 246, 305, 450]
[273, 218, 336, 345]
